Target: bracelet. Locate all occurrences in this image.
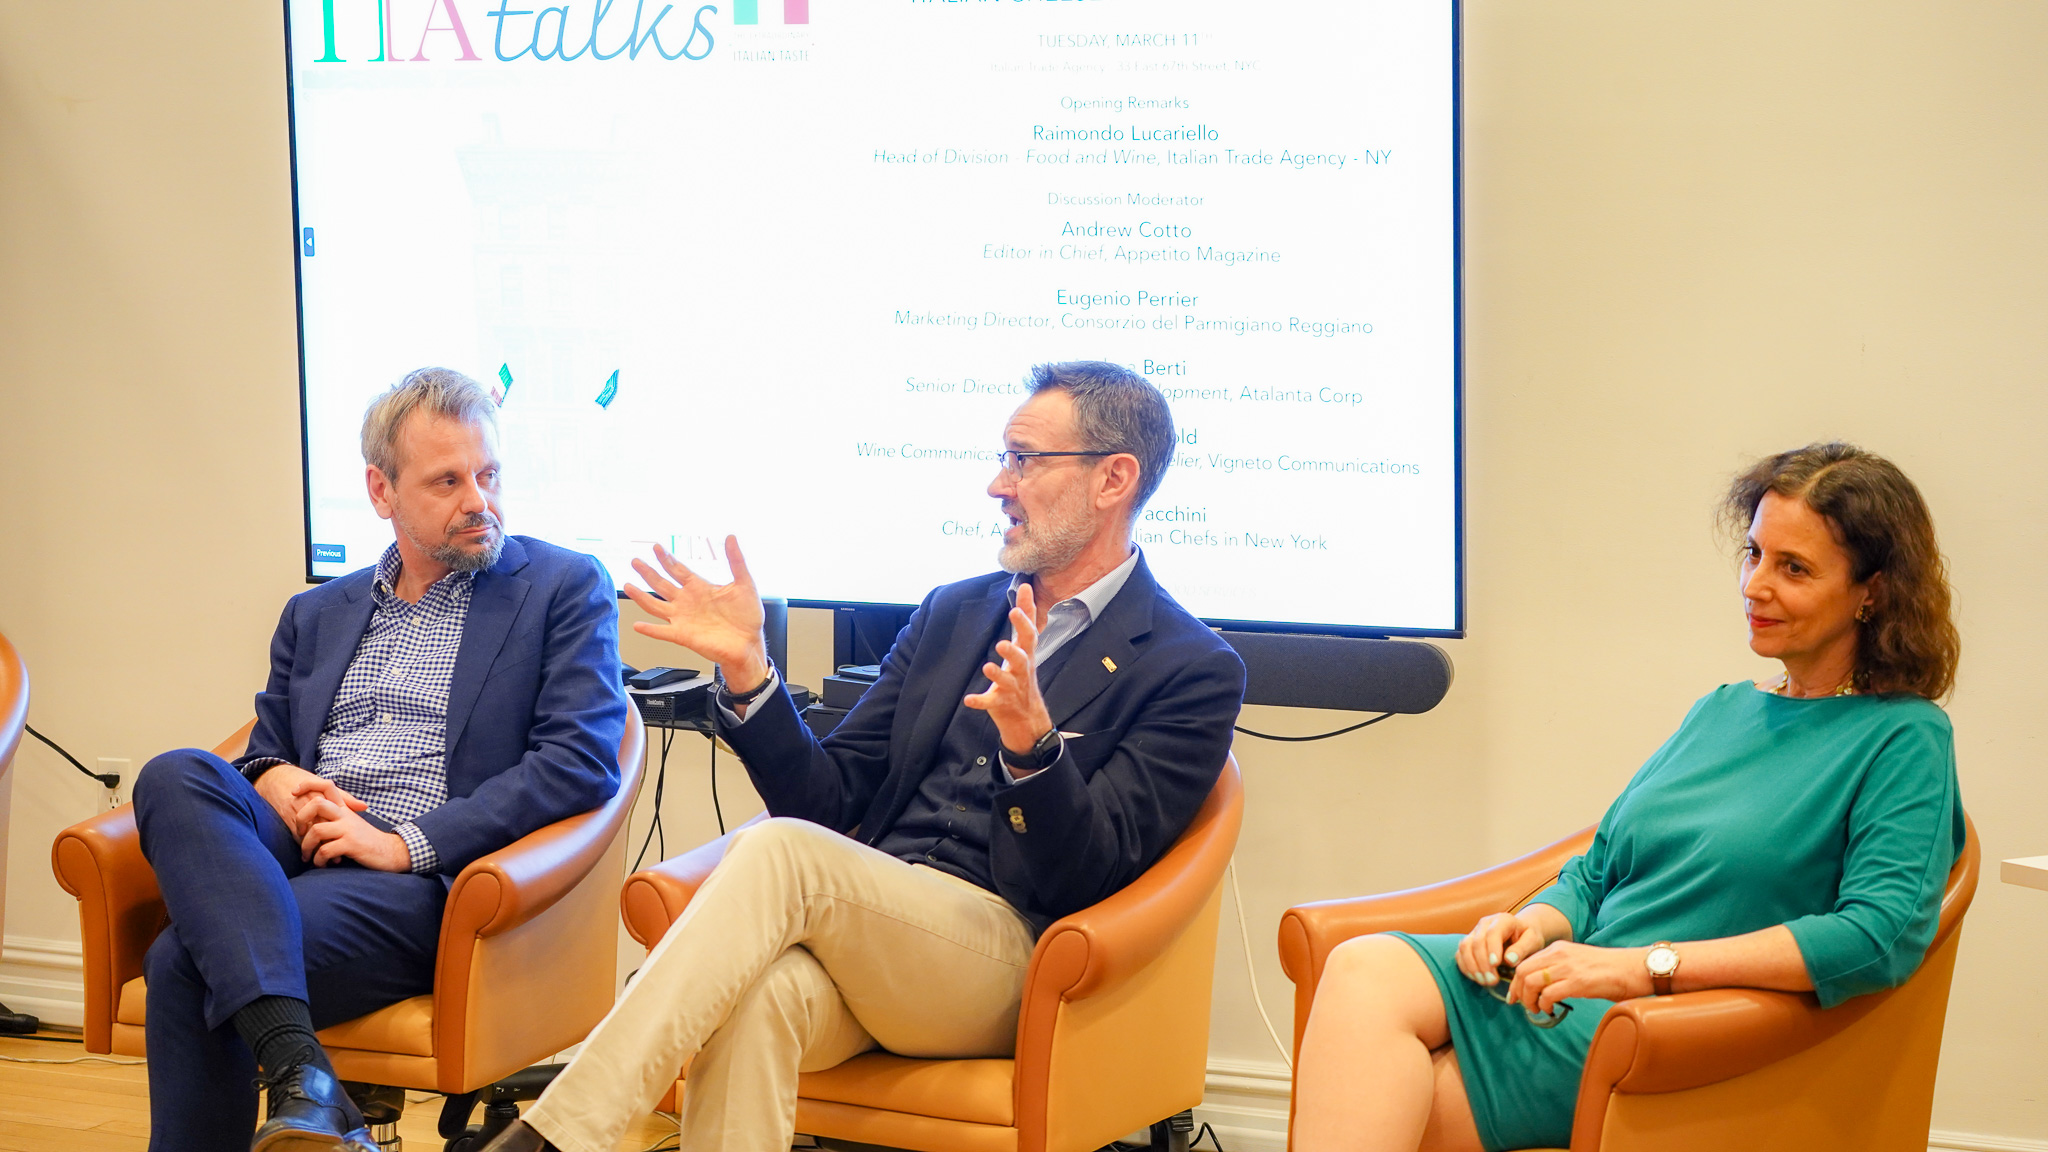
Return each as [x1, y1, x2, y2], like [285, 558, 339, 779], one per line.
[718, 663, 776, 706]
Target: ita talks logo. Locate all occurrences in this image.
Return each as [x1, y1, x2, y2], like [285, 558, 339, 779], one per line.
[301, 0, 816, 64]
[304, 0, 816, 64]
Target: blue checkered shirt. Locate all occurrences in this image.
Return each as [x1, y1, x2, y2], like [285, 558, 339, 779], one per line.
[306, 544, 471, 874]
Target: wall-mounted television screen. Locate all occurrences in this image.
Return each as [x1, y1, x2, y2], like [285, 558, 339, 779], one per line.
[288, 0, 1461, 636]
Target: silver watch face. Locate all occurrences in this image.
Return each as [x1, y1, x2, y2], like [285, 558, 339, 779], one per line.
[1647, 946, 1679, 976]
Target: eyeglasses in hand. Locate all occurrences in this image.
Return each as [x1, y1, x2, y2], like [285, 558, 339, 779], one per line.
[1486, 963, 1573, 1028]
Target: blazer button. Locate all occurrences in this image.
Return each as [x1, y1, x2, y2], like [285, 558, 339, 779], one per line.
[1008, 807, 1028, 834]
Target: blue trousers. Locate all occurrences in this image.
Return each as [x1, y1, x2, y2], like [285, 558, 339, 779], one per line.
[133, 749, 448, 1152]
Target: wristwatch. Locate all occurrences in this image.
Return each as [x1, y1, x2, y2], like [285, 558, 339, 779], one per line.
[1645, 941, 1681, 996]
[1000, 728, 1064, 774]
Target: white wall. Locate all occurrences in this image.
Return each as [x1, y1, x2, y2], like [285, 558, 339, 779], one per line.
[4, 2, 2045, 1147]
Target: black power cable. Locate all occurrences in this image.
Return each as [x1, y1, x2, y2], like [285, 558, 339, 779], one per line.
[24, 725, 121, 787]
[632, 726, 674, 873]
[706, 733, 725, 835]
[1234, 711, 1394, 742]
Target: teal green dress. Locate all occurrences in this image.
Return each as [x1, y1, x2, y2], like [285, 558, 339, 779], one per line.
[1393, 683, 1963, 1151]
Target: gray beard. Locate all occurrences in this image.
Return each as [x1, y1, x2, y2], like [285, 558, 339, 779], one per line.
[415, 513, 504, 573]
[997, 510, 1091, 576]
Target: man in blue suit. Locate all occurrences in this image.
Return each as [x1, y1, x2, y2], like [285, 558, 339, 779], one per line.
[132, 368, 627, 1152]
[486, 361, 1246, 1152]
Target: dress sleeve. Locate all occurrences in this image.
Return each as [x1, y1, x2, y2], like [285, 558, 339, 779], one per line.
[1526, 810, 1614, 941]
[1785, 710, 1961, 1008]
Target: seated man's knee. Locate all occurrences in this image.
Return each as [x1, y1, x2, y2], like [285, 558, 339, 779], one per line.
[725, 817, 837, 865]
[133, 749, 232, 813]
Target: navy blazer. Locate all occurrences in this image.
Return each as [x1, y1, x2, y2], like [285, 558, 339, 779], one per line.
[721, 554, 1245, 932]
[236, 535, 628, 875]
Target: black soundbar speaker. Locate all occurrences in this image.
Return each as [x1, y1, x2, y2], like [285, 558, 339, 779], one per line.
[1218, 633, 1454, 714]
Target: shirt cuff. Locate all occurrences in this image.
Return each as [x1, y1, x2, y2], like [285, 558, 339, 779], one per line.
[394, 822, 439, 875]
[715, 666, 782, 726]
[238, 757, 288, 783]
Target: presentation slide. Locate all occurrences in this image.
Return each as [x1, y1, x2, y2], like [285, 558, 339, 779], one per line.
[291, 0, 1460, 634]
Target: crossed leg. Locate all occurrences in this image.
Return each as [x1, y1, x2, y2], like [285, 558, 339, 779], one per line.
[1290, 935, 1483, 1152]
[523, 818, 1036, 1152]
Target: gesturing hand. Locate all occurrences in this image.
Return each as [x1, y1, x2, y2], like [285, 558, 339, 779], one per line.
[624, 536, 771, 691]
[297, 796, 413, 871]
[963, 582, 1056, 764]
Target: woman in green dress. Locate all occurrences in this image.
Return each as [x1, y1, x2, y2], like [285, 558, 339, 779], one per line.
[1290, 443, 1964, 1152]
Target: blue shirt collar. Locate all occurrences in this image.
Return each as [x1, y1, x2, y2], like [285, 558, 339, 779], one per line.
[372, 542, 476, 605]
[1007, 545, 1142, 625]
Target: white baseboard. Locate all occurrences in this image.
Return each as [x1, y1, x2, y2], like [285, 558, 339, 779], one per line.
[0, 934, 84, 1027]
[1929, 1134, 2048, 1152]
[1183, 1061, 2048, 1152]
[1195, 1057, 1289, 1152]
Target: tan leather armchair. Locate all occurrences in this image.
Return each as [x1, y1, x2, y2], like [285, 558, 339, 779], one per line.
[1279, 816, 1980, 1152]
[617, 755, 1244, 1152]
[51, 709, 645, 1099]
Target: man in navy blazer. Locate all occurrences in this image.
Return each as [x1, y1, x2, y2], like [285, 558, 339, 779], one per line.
[132, 368, 626, 1152]
[490, 362, 1245, 1152]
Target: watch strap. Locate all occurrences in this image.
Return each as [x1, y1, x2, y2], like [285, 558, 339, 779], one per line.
[1001, 729, 1064, 774]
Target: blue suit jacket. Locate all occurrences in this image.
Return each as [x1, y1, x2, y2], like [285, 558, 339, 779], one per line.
[721, 554, 1245, 933]
[235, 535, 628, 875]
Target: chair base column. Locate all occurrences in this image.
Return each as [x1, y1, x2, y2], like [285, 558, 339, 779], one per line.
[1150, 1109, 1193, 1152]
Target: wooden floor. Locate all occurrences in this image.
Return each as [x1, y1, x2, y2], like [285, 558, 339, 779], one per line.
[0, 1032, 679, 1152]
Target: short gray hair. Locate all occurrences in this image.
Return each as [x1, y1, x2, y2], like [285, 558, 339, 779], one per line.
[1028, 361, 1175, 513]
[361, 367, 498, 480]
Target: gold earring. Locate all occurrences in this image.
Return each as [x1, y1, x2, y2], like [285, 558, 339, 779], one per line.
[1855, 604, 1871, 623]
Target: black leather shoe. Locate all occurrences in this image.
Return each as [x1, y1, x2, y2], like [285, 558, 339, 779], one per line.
[474, 1119, 560, 1152]
[250, 1061, 378, 1152]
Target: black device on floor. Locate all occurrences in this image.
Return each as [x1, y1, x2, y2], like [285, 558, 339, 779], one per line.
[627, 666, 700, 690]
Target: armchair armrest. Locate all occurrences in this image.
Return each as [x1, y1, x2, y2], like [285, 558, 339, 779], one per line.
[1026, 765, 1244, 1004]
[620, 813, 770, 948]
[1575, 986, 1868, 1100]
[444, 800, 633, 944]
[51, 806, 160, 1052]
[1277, 826, 1594, 1054]
[429, 711, 645, 1091]
[1279, 827, 1594, 990]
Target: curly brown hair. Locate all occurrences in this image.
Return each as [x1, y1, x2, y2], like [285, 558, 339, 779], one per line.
[1723, 443, 1959, 700]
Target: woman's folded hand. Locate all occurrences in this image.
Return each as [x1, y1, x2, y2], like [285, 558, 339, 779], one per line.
[1455, 911, 1549, 987]
[1507, 942, 1655, 1013]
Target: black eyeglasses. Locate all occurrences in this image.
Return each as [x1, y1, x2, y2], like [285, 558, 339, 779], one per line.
[1485, 963, 1573, 1028]
[995, 450, 1116, 476]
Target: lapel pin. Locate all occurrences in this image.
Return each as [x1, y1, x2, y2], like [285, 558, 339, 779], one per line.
[1101, 656, 1118, 673]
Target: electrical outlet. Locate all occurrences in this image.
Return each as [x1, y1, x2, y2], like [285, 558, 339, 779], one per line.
[98, 758, 130, 810]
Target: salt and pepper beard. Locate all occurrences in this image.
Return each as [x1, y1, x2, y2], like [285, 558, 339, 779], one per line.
[408, 510, 505, 574]
[997, 477, 1094, 577]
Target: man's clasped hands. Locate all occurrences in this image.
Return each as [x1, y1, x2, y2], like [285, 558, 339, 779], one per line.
[252, 765, 412, 872]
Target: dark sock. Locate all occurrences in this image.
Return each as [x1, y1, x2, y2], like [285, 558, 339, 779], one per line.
[231, 995, 331, 1080]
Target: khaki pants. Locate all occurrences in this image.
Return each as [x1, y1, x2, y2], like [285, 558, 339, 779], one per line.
[525, 817, 1038, 1152]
